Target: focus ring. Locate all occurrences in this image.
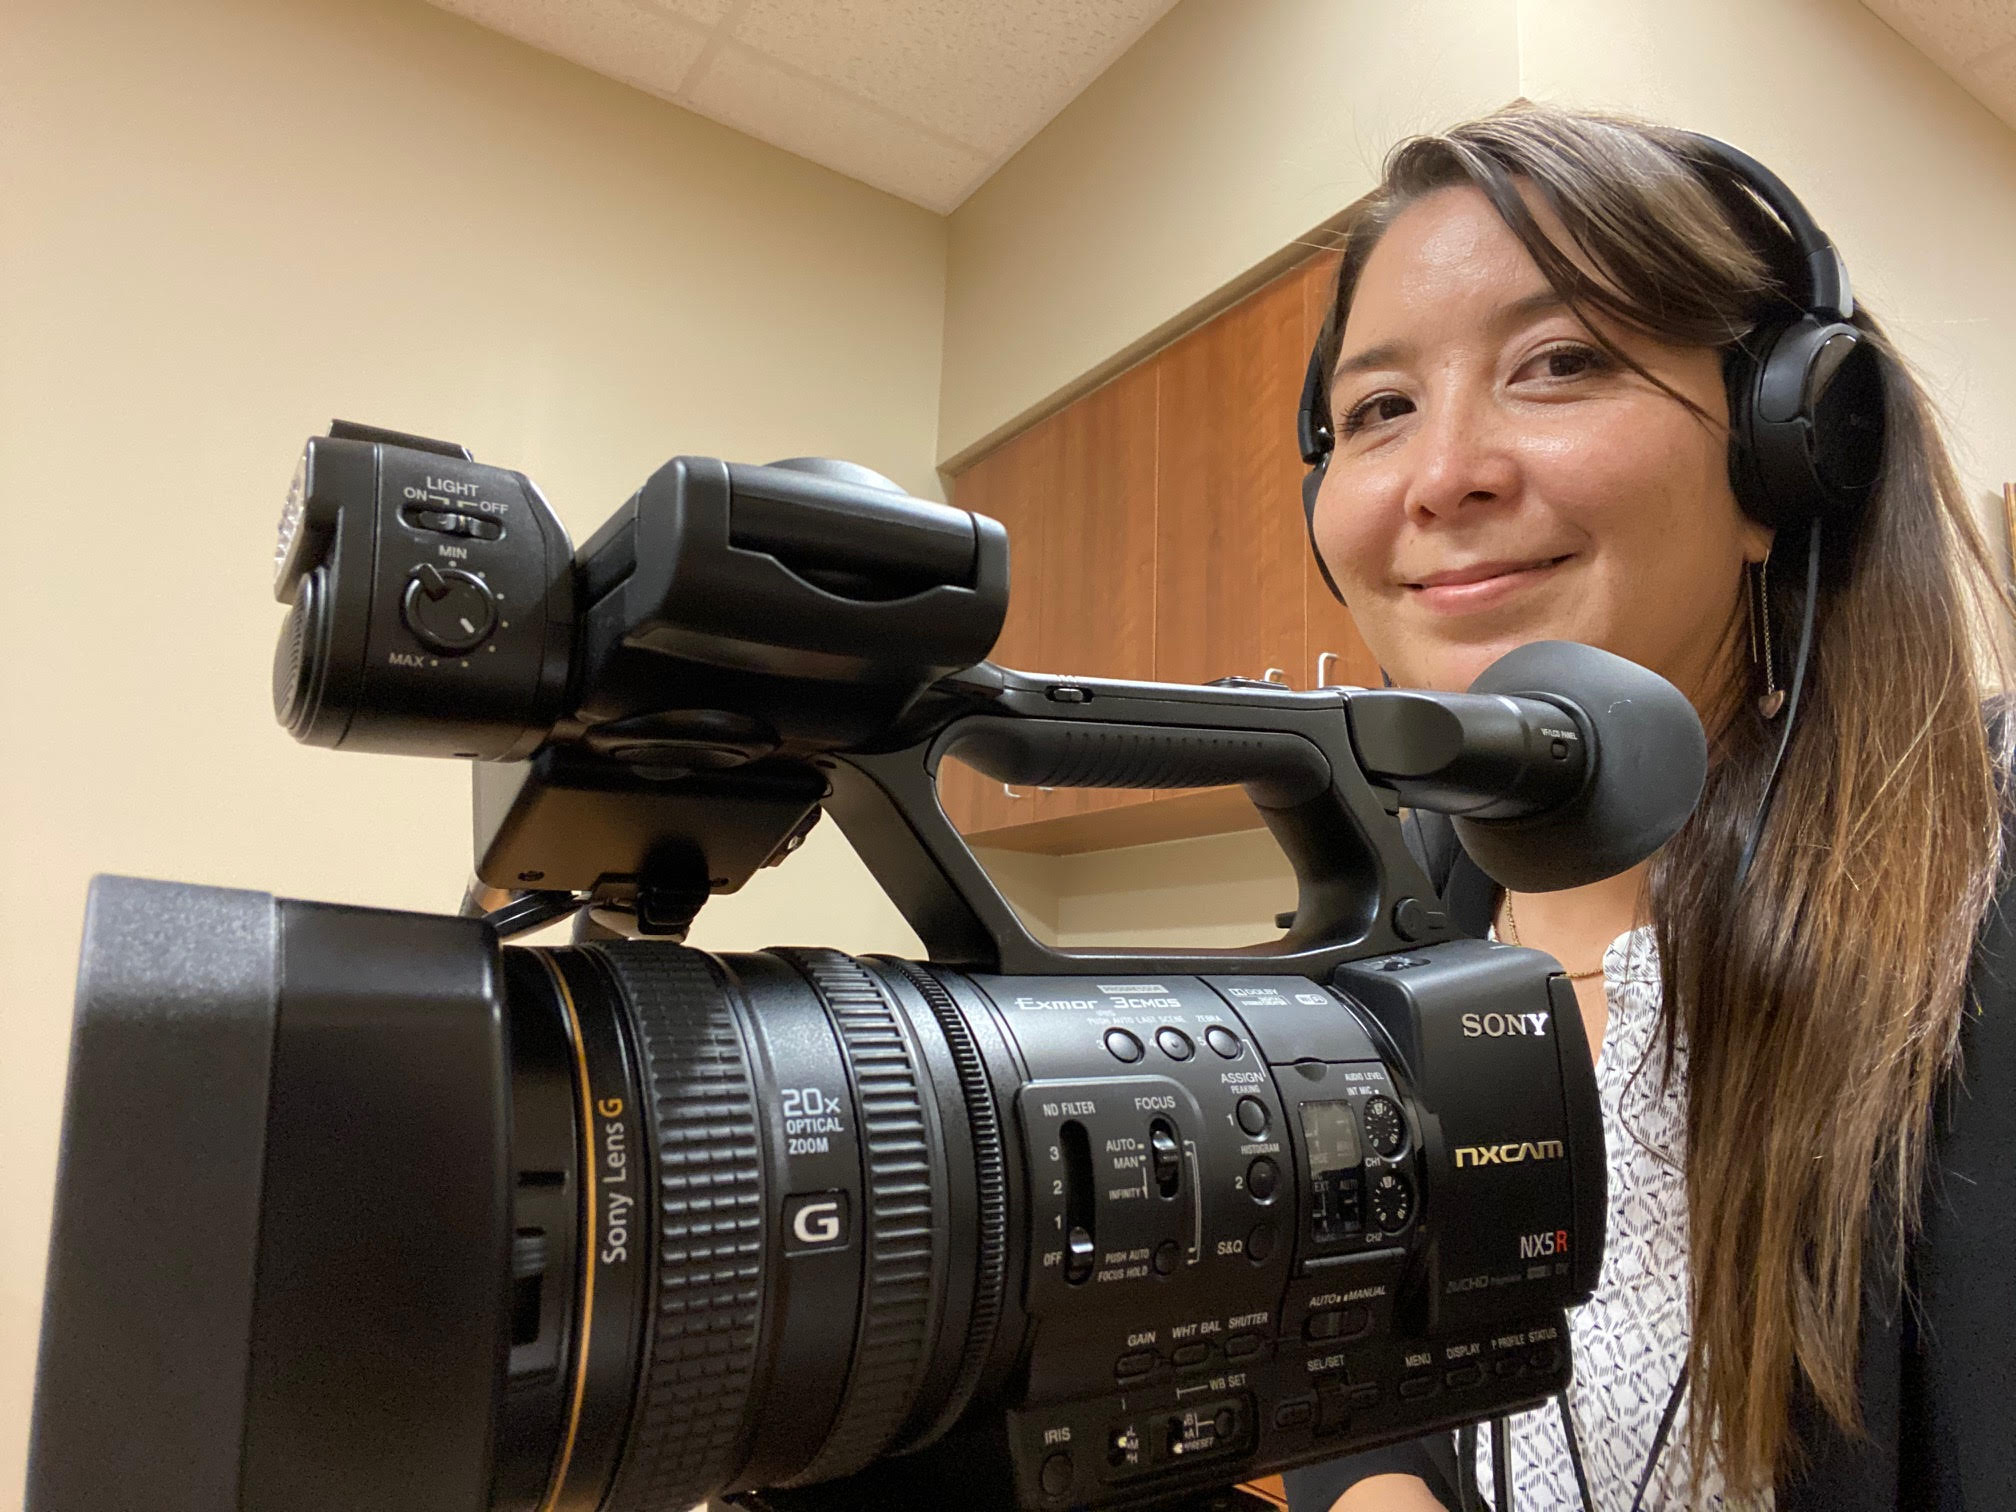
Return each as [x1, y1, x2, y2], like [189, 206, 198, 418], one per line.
[882, 960, 1009, 1450]
[589, 944, 764, 1512]
[779, 949, 940, 1486]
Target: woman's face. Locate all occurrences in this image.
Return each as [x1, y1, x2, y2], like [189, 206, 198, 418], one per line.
[1310, 184, 1772, 704]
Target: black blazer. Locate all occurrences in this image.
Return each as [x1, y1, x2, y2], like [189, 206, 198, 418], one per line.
[1284, 812, 2016, 1511]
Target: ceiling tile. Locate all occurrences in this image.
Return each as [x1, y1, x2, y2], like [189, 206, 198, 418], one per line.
[731, 0, 1179, 156]
[1960, 40, 2016, 130]
[648, 0, 737, 23]
[1863, 0, 2016, 65]
[682, 43, 992, 210]
[431, 0, 711, 99]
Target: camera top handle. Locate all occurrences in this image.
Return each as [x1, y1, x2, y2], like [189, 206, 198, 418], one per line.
[826, 638, 1703, 974]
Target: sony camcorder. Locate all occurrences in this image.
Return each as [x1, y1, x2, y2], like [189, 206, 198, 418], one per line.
[29, 421, 1706, 1512]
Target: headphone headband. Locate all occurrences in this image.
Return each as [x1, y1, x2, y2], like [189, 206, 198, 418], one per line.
[1675, 133, 1852, 320]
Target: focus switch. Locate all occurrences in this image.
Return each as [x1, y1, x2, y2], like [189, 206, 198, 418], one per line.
[1064, 1226, 1095, 1284]
[1153, 1239, 1180, 1275]
[1040, 1451, 1073, 1498]
[1156, 1027, 1194, 1061]
[1104, 1028, 1144, 1063]
[1205, 1026, 1244, 1059]
[1235, 1097, 1270, 1136]
[1151, 1126, 1182, 1190]
[1115, 1350, 1158, 1381]
[401, 563, 497, 655]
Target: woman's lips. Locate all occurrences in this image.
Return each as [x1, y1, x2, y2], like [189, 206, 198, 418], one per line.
[1403, 555, 1573, 613]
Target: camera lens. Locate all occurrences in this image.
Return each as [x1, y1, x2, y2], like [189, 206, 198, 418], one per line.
[493, 943, 1012, 1511]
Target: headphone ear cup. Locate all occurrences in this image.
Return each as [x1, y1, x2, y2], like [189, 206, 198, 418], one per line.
[1301, 457, 1347, 605]
[1725, 317, 1884, 531]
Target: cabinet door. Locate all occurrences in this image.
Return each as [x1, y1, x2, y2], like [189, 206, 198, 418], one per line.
[1297, 253, 1383, 690]
[1152, 264, 1313, 816]
[1153, 271, 1311, 690]
[1030, 361, 1160, 821]
[941, 417, 1057, 836]
[942, 364, 1160, 833]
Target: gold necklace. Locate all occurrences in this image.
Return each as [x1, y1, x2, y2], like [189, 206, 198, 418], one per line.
[1499, 894, 1605, 981]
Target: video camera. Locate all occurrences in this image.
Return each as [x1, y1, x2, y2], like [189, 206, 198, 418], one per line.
[29, 421, 1706, 1512]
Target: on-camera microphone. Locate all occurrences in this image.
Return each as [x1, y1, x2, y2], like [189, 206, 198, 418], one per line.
[1348, 641, 1707, 892]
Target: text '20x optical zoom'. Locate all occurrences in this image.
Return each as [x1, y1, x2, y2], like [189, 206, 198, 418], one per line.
[496, 941, 1014, 1512]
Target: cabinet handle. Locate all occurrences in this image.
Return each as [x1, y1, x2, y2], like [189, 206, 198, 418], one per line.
[1262, 667, 1288, 685]
[1003, 783, 1024, 800]
[1316, 651, 1339, 687]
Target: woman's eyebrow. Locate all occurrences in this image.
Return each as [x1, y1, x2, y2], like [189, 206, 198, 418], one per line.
[1329, 289, 1573, 386]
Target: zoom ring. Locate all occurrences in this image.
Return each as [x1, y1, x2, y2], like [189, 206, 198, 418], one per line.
[779, 949, 941, 1486]
[590, 944, 765, 1512]
[883, 959, 1009, 1450]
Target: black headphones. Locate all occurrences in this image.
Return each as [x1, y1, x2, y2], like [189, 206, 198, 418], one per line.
[1295, 130, 1887, 600]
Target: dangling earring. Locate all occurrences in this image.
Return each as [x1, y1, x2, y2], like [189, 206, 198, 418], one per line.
[1748, 558, 1785, 719]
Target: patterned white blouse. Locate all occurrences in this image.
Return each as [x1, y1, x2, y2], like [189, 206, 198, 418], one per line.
[1472, 926, 1758, 1511]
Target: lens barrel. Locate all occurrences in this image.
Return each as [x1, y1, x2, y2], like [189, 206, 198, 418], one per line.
[497, 942, 1014, 1511]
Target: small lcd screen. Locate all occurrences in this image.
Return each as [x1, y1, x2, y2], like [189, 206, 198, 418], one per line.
[1300, 1099, 1362, 1176]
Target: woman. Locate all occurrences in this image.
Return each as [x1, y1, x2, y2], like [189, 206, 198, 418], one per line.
[1284, 103, 2015, 1509]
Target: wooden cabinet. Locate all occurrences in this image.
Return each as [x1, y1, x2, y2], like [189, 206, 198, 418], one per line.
[942, 250, 1379, 852]
[941, 362, 1161, 833]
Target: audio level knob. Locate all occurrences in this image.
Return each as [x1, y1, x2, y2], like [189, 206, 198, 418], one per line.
[1362, 1095, 1406, 1158]
[1369, 1171, 1414, 1233]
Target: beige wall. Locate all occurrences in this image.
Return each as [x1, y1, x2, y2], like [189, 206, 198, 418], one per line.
[938, 0, 1521, 465]
[1517, 0, 2016, 516]
[0, 0, 942, 1493]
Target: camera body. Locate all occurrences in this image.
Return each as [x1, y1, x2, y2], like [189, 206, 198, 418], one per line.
[31, 424, 1707, 1512]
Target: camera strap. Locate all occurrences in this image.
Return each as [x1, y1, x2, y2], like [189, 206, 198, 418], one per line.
[1547, 1366, 1689, 1512]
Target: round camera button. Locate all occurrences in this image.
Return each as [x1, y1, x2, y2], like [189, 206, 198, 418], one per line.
[1246, 1222, 1278, 1263]
[1104, 1028, 1145, 1063]
[1235, 1095, 1270, 1136]
[1155, 1027, 1194, 1061]
[1040, 1451, 1073, 1498]
[1204, 1026, 1244, 1059]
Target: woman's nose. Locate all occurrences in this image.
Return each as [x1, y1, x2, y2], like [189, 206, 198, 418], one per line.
[1402, 389, 1520, 523]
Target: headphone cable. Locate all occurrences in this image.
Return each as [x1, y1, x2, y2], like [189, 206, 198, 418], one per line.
[1735, 519, 1823, 887]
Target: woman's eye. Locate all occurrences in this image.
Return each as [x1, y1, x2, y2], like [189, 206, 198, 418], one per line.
[1522, 342, 1608, 381]
[1339, 392, 1414, 437]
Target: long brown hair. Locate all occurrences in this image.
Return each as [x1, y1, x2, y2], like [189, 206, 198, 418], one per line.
[1310, 102, 2011, 1495]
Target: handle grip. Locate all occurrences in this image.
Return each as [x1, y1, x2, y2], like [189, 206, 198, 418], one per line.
[944, 719, 1330, 808]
